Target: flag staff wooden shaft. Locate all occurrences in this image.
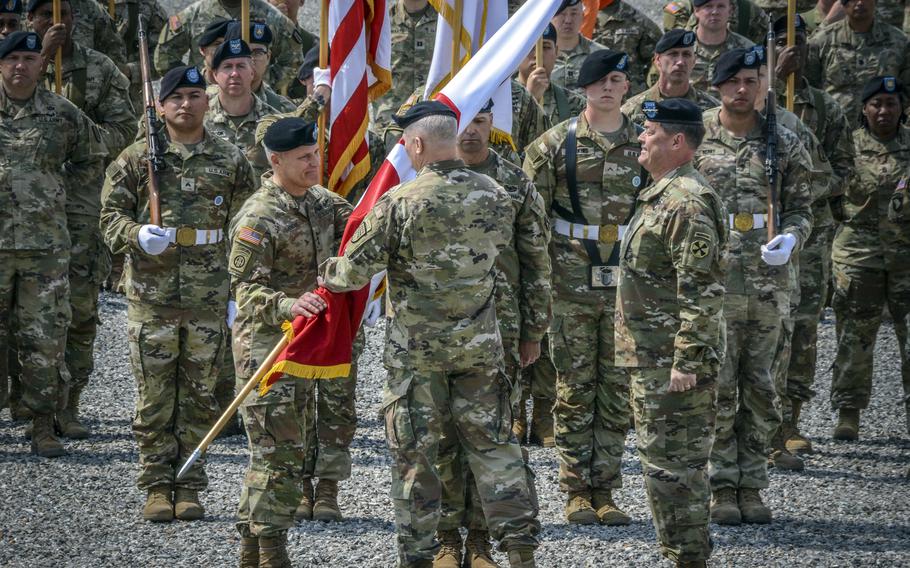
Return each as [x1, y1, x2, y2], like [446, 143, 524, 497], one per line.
[53, 0, 62, 94]
[317, 0, 328, 187]
[451, 0, 464, 74]
[107, 0, 114, 18]
[241, 0, 250, 42]
[534, 38, 544, 103]
[786, 0, 796, 111]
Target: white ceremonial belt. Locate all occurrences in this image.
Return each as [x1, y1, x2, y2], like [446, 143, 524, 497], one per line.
[163, 227, 225, 246]
[728, 213, 768, 231]
[552, 218, 627, 243]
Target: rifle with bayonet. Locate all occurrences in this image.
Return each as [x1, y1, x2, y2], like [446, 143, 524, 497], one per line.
[138, 16, 163, 226]
[765, 23, 779, 241]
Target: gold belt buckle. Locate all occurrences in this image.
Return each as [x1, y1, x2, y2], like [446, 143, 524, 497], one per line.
[599, 224, 619, 244]
[733, 212, 754, 232]
[176, 227, 196, 247]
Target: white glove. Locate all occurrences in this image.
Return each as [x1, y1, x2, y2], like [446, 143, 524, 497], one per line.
[313, 66, 331, 88]
[760, 233, 797, 266]
[137, 224, 169, 255]
[226, 300, 238, 328]
[363, 297, 383, 327]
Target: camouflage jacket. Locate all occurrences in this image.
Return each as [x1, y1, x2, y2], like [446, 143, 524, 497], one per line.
[662, 0, 770, 44]
[0, 84, 106, 250]
[832, 126, 910, 270]
[540, 82, 587, 128]
[591, 1, 663, 94]
[100, 129, 256, 308]
[228, 176, 351, 381]
[154, 0, 303, 92]
[622, 82, 720, 126]
[320, 159, 514, 373]
[113, 0, 167, 105]
[693, 108, 814, 295]
[205, 91, 278, 180]
[70, 0, 127, 66]
[551, 35, 609, 95]
[806, 19, 910, 128]
[615, 163, 728, 374]
[523, 112, 643, 306]
[255, 82, 296, 113]
[466, 150, 552, 344]
[688, 29, 754, 92]
[370, 0, 437, 130]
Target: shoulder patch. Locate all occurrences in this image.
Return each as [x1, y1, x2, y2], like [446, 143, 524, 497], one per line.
[351, 219, 372, 244]
[230, 246, 253, 275]
[105, 159, 127, 185]
[237, 226, 264, 247]
[168, 15, 181, 32]
[664, 1, 684, 14]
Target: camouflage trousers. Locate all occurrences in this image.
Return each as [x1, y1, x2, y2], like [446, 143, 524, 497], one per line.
[549, 299, 630, 493]
[709, 292, 785, 491]
[302, 357, 358, 481]
[831, 262, 910, 416]
[236, 375, 315, 538]
[127, 302, 225, 491]
[383, 365, 539, 566]
[631, 368, 716, 563]
[0, 250, 70, 417]
[516, 342, 557, 412]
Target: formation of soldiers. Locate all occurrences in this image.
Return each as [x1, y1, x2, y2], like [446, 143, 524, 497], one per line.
[0, 0, 909, 566]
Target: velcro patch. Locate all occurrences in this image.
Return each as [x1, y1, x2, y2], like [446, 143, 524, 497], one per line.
[664, 1, 683, 14]
[168, 15, 181, 32]
[351, 219, 371, 243]
[206, 166, 230, 177]
[237, 226, 264, 246]
[230, 246, 252, 275]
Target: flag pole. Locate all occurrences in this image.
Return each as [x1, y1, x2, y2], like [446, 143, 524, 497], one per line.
[241, 0, 250, 42]
[785, 0, 795, 111]
[451, 0, 464, 74]
[533, 38, 544, 103]
[107, 0, 114, 18]
[53, 0, 62, 94]
[176, 335, 289, 481]
[318, 0, 328, 187]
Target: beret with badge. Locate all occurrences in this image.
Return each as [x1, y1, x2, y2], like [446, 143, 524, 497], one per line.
[392, 100, 458, 129]
[641, 98, 703, 125]
[25, 0, 56, 13]
[212, 37, 251, 70]
[556, 0, 581, 14]
[1, 0, 22, 14]
[577, 49, 630, 88]
[542, 23, 557, 43]
[861, 75, 902, 103]
[655, 29, 696, 54]
[772, 13, 806, 35]
[225, 21, 273, 46]
[0, 31, 41, 59]
[198, 18, 234, 48]
[263, 117, 318, 152]
[711, 47, 760, 86]
[158, 65, 206, 101]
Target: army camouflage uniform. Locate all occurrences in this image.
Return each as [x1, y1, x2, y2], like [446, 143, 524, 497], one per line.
[0, 83, 105, 421]
[69, 0, 127, 67]
[830, 126, 910, 422]
[680, 29, 755, 92]
[100, 130, 255, 491]
[206, 89, 277, 179]
[590, 1, 663, 95]
[153, 0, 303, 93]
[523, 113, 643, 498]
[693, 107, 814, 493]
[320, 158, 540, 565]
[228, 175, 354, 537]
[616, 163, 728, 563]
[540, 82, 587, 127]
[111, 0, 167, 111]
[806, 18, 910, 128]
[754, 0, 818, 20]
[437, 149, 551, 534]
[622, 83, 720, 126]
[551, 35, 609, 95]
[662, 0, 770, 44]
[370, 0, 437, 131]
[254, 82, 296, 113]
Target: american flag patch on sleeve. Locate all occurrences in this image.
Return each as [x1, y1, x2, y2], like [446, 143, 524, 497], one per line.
[237, 226, 263, 246]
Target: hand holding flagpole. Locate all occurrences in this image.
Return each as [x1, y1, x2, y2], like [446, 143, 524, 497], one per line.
[52, 0, 62, 94]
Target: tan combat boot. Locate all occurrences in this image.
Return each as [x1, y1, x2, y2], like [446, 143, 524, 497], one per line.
[464, 529, 498, 568]
[258, 533, 292, 568]
[528, 397, 554, 448]
[143, 486, 174, 522]
[784, 400, 813, 454]
[294, 477, 314, 521]
[833, 408, 860, 441]
[564, 490, 598, 525]
[313, 479, 342, 522]
[591, 489, 631, 526]
[30, 414, 66, 457]
[710, 487, 741, 525]
[769, 431, 804, 471]
[239, 536, 259, 568]
[174, 488, 205, 520]
[511, 401, 528, 444]
[432, 529, 463, 568]
[56, 386, 90, 439]
[738, 488, 772, 524]
[506, 547, 536, 568]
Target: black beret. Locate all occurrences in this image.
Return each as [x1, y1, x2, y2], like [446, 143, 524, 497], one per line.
[391, 100, 457, 129]
[542, 23, 557, 43]
[0, 31, 40, 58]
[199, 18, 234, 48]
[212, 37, 251, 70]
[298, 45, 319, 81]
[862, 75, 902, 103]
[750, 45, 766, 65]
[479, 98, 494, 113]
[641, 98, 703, 125]
[25, 0, 56, 13]
[158, 65, 206, 101]
[264, 117, 318, 151]
[577, 49, 630, 88]
[225, 20, 273, 46]
[655, 29, 696, 53]
[1, 0, 22, 14]
[772, 13, 807, 35]
[556, 0, 581, 14]
[711, 47, 760, 85]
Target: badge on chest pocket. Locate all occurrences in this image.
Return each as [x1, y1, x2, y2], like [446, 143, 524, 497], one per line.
[181, 177, 196, 192]
[589, 265, 619, 289]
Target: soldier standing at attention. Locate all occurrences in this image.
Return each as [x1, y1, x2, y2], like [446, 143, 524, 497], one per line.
[550, 0, 608, 95]
[517, 24, 586, 129]
[681, 0, 754, 91]
[108, 0, 167, 112]
[589, 0, 663, 95]
[623, 29, 719, 126]
[0, 0, 22, 39]
[100, 65, 255, 522]
[662, 0, 770, 44]
[693, 49, 813, 526]
[0, 31, 105, 455]
[229, 117, 354, 568]
[523, 50, 641, 527]
[318, 101, 541, 568]
[616, 98, 728, 568]
[830, 77, 910, 441]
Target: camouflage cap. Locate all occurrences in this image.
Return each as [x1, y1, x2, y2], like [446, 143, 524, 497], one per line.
[0, 31, 40, 58]
[0, 0, 22, 14]
[861, 75, 902, 103]
[158, 65, 206, 101]
[711, 47, 760, 85]
[577, 49, 630, 87]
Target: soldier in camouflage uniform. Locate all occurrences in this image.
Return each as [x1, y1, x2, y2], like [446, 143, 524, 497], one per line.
[830, 76, 910, 441]
[229, 117, 354, 568]
[551, 0, 608, 95]
[434, 102, 551, 568]
[224, 20, 295, 112]
[0, 0, 22, 40]
[110, 0, 166, 112]
[623, 29, 720, 126]
[0, 31, 105, 455]
[523, 50, 640, 526]
[663, 0, 770, 44]
[264, 0, 317, 101]
[371, 0, 436, 131]
[62, 0, 126, 67]
[590, 0, 663, 95]
[319, 101, 540, 568]
[100, 65, 255, 522]
[517, 23, 586, 128]
[616, 98, 728, 568]
[154, 0, 302, 93]
[692, 49, 814, 525]
[806, 0, 910, 128]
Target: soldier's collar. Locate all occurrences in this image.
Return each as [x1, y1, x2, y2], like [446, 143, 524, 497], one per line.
[576, 111, 638, 149]
[419, 158, 466, 176]
[637, 166, 683, 201]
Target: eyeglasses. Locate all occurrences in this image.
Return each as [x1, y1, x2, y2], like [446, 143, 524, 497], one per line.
[251, 48, 270, 60]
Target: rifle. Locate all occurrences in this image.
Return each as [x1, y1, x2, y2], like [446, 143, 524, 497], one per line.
[765, 23, 779, 241]
[138, 17, 163, 226]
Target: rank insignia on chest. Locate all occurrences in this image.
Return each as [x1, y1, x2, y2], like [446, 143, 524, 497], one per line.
[416, 40, 425, 49]
[181, 177, 196, 192]
[237, 226, 264, 246]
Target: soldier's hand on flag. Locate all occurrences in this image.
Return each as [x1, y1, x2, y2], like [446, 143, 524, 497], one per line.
[668, 369, 697, 392]
[291, 291, 327, 318]
[519, 341, 541, 368]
